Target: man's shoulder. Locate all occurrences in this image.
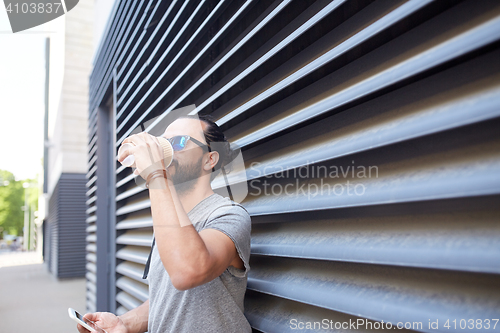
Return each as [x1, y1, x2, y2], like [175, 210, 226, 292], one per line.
[190, 193, 250, 226]
[208, 194, 250, 219]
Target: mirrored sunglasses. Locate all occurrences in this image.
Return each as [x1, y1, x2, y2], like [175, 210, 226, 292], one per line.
[167, 135, 209, 152]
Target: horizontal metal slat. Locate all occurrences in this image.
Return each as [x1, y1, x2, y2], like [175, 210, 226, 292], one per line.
[86, 185, 97, 197]
[116, 172, 134, 188]
[88, 156, 97, 170]
[86, 196, 97, 206]
[116, 231, 153, 247]
[116, 215, 153, 230]
[86, 271, 96, 284]
[116, 291, 142, 311]
[116, 185, 145, 202]
[116, 276, 149, 302]
[86, 206, 97, 215]
[86, 234, 97, 243]
[116, 262, 149, 285]
[116, 198, 151, 216]
[116, 246, 150, 265]
[86, 262, 96, 274]
[116, 306, 127, 316]
[86, 253, 97, 263]
[86, 215, 97, 223]
[86, 225, 96, 233]
[116, 164, 126, 175]
[86, 244, 97, 253]
[86, 175, 97, 188]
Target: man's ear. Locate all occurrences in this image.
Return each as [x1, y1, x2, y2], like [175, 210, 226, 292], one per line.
[204, 151, 219, 171]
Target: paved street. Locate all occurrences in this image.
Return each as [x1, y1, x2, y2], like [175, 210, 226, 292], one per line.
[0, 251, 86, 332]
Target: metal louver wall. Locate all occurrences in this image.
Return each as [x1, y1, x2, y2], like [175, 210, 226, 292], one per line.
[86, 101, 100, 312]
[46, 173, 87, 278]
[87, 0, 500, 331]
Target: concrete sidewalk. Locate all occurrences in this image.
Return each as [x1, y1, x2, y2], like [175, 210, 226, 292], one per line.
[0, 251, 86, 332]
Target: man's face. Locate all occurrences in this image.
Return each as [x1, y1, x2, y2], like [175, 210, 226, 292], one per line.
[161, 118, 209, 195]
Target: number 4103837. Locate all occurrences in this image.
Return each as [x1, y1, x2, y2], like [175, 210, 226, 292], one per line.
[444, 319, 498, 330]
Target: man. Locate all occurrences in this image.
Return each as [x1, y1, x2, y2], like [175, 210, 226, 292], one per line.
[77, 115, 252, 333]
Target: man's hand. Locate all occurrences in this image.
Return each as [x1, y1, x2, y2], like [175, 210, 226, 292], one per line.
[76, 312, 128, 333]
[119, 132, 165, 180]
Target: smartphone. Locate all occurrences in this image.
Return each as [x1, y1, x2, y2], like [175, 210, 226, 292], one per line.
[68, 308, 108, 333]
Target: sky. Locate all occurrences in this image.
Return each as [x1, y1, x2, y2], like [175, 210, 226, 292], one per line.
[0, 7, 50, 181]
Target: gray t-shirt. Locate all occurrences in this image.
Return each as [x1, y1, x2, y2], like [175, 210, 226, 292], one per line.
[147, 193, 252, 333]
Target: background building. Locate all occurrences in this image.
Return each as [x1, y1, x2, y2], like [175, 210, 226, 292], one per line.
[87, 0, 500, 331]
[42, 0, 94, 279]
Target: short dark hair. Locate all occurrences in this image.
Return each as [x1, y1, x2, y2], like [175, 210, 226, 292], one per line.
[179, 114, 238, 180]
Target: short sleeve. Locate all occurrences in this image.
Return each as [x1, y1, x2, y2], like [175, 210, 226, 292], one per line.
[202, 203, 251, 277]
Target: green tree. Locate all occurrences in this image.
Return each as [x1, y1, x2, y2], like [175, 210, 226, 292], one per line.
[0, 170, 37, 237]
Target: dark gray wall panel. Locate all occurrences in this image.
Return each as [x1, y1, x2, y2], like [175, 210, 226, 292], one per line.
[46, 173, 87, 278]
[88, 1, 500, 331]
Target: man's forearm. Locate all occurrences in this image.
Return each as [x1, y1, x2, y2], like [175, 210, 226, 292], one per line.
[149, 177, 212, 289]
[119, 299, 149, 333]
